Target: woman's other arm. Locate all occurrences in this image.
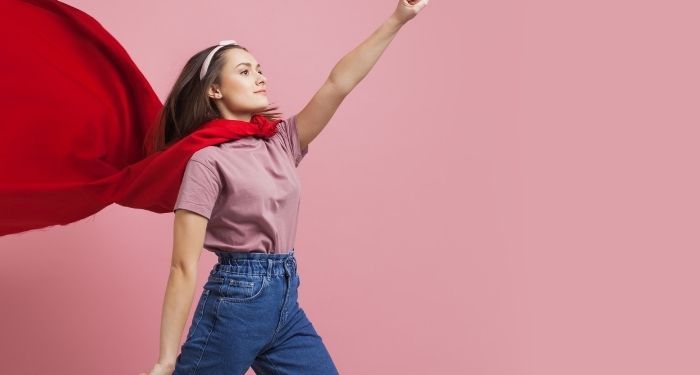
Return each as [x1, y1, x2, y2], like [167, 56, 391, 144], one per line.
[329, 0, 429, 93]
[295, 0, 430, 149]
[140, 209, 208, 375]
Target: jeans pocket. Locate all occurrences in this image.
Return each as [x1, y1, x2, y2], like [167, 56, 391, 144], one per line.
[213, 273, 268, 304]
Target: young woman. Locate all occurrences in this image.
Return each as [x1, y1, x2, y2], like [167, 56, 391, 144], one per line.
[2, 0, 427, 373]
[135, 1, 430, 374]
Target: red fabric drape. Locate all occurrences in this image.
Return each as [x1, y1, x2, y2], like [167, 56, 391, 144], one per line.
[0, 0, 278, 237]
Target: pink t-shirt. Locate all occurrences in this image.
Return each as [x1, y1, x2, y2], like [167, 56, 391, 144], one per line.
[173, 114, 309, 254]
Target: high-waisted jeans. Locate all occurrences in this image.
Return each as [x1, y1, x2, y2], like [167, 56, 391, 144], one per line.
[173, 249, 339, 375]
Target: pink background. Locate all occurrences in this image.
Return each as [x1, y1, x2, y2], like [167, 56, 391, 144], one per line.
[1, 0, 699, 374]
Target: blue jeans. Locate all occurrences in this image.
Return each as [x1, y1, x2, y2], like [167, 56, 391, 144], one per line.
[173, 249, 339, 375]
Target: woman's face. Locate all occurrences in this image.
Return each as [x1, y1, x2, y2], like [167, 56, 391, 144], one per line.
[208, 48, 269, 121]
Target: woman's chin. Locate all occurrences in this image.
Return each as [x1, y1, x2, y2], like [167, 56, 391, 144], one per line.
[254, 102, 270, 111]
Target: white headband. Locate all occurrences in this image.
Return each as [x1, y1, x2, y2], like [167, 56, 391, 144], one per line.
[199, 39, 238, 80]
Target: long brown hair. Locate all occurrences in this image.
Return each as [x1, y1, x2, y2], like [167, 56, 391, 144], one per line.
[143, 44, 282, 155]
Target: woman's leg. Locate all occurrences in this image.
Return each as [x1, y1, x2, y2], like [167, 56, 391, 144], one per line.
[250, 266, 339, 375]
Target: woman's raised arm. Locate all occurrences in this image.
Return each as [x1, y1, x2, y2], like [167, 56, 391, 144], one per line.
[295, 0, 430, 149]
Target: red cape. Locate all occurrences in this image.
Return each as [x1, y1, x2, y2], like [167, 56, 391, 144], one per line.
[0, 0, 279, 237]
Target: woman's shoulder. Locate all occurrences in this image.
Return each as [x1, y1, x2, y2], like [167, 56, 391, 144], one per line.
[275, 115, 293, 132]
[270, 115, 294, 144]
[189, 145, 222, 167]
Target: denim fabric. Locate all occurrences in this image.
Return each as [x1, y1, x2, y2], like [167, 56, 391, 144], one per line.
[173, 249, 339, 375]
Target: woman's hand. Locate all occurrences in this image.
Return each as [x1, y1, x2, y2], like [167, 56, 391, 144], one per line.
[391, 0, 430, 25]
[138, 361, 175, 375]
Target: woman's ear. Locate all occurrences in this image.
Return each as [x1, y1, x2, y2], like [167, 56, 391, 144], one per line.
[207, 84, 222, 99]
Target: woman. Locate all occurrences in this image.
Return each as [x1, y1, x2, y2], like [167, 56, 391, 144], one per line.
[1, 0, 428, 373]
[138, 1, 430, 374]
[0, 0, 427, 374]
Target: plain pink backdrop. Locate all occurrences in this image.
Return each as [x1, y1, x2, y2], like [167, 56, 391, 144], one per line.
[1, 0, 699, 374]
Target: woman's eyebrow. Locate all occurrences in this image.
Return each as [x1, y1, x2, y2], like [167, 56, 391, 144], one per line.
[235, 62, 261, 68]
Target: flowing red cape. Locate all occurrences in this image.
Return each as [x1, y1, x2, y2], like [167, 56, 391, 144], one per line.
[0, 0, 279, 237]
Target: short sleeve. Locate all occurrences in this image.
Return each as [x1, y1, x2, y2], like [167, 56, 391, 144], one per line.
[173, 158, 222, 219]
[279, 115, 309, 167]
